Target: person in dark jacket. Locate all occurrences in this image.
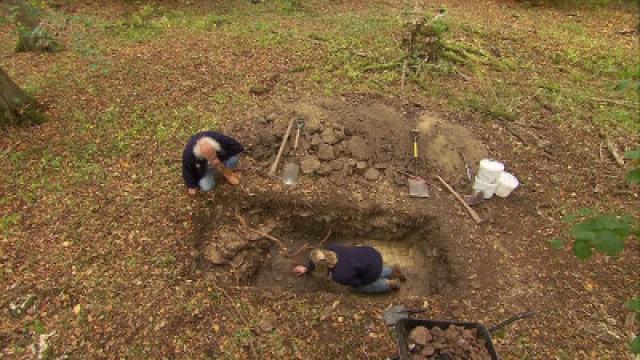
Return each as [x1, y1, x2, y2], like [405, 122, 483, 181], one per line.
[293, 244, 406, 294]
[182, 131, 244, 195]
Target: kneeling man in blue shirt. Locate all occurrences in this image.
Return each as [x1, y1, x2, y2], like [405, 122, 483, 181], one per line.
[293, 244, 406, 294]
[182, 131, 244, 195]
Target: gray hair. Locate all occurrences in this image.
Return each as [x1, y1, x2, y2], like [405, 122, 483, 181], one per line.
[193, 137, 221, 159]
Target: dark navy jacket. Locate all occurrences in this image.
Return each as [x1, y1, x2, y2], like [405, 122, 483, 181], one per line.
[182, 131, 244, 188]
[308, 244, 383, 287]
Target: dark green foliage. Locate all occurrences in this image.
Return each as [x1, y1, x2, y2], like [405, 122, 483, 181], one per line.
[569, 215, 633, 258]
[626, 149, 640, 184]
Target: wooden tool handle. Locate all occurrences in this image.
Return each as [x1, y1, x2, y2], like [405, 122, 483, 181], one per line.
[293, 128, 301, 151]
[436, 175, 483, 224]
[268, 117, 295, 176]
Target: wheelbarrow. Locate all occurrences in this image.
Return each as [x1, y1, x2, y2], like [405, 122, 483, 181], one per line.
[384, 306, 535, 360]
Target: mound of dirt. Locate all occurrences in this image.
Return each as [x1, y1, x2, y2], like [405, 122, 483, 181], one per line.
[235, 96, 487, 183]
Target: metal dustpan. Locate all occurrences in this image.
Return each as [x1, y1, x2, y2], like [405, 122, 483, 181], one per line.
[283, 162, 299, 185]
[408, 177, 429, 197]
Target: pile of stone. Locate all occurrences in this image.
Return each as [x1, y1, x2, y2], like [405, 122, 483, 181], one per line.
[270, 121, 394, 182]
[408, 325, 492, 360]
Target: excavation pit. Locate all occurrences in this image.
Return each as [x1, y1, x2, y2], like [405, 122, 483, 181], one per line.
[191, 191, 455, 297]
[255, 220, 452, 296]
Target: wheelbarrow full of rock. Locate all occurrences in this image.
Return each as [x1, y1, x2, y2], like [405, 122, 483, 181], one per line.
[390, 310, 535, 360]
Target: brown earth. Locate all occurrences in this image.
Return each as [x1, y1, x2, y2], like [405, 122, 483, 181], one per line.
[0, 0, 638, 359]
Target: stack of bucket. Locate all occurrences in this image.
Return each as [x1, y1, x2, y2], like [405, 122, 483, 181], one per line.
[472, 159, 519, 199]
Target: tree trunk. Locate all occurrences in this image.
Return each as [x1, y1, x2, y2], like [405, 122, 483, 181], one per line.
[0, 67, 42, 127]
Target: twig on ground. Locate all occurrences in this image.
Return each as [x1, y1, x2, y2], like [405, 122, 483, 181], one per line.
[400, 59, 408, 92]
[605, 138, 625, 167]
[590, 97, 639, 110]
[456, 70, 471, 81]
[616, 28, 636, 35]
[599, 141, 604, 163]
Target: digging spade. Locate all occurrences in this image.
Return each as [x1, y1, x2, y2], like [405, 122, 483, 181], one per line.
[283, 117, 305, 185]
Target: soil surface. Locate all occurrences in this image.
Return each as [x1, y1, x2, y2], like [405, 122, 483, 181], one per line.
[0, 1, 638, 359]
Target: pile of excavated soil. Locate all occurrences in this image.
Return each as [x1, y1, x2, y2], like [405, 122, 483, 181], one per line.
[234, 96, 488, 184]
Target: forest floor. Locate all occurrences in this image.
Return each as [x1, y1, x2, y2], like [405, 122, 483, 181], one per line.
[1, 0, 639, 359]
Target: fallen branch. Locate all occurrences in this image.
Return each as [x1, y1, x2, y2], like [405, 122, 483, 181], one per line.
[605, 138, 625, 167]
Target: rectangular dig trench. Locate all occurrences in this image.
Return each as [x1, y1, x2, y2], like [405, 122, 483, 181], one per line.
[181, 190, 456, 297]
[189, 190, 456, 297]
[253, 213, 453, 296]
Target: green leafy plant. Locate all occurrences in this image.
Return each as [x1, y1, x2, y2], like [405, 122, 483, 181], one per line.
[554, 148, 639, 354]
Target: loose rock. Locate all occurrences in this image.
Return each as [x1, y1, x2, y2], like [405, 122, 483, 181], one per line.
[407, 325, 492, 360]
[317, 143, 336, 161]
[331, 158, 345, 171]
[363, 168, 380, 181]
[320, 128, 338, 144]
[317, 163, 333, 176]
[356, 161, 368, 171]
[311, 133, 322, 146]
[347, 136, 369, 161]
[300, 155, 321, 174]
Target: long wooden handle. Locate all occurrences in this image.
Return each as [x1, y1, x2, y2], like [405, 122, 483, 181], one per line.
[268, 117, 295, 176]
[436, 175, 483, 224]
[293, 128, 301, 151]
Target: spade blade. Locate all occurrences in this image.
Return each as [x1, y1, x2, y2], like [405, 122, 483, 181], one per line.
[283, 162, 300, 185]
[408, 178, 429, 197]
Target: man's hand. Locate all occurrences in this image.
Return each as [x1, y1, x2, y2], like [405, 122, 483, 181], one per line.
[293, 265, 308, 276]
[188, 188, 198, 196]
[208, 155, 222, 169]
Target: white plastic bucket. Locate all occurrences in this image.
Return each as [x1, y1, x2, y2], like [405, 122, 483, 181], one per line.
[472, 176, 498, 199]
[478, 159, 504, 183]
[495, 172, 519, 197]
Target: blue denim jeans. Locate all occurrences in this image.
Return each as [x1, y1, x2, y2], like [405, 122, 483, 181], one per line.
[353, 266, 393, 294]
[198, 155, 240, 191]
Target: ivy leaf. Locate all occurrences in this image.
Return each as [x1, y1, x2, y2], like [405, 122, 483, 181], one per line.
[570, 224, 597, 242]
[624, 149, 640, 161]
[625, 168, 640, 185]
[573, 240, 592, 260]
[562, 214, 577, 223]
[632, 335, 640, 354]
[549, 238, 564, 250]
[591, 230, 625, 256]
[627, 298, 640, 313]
